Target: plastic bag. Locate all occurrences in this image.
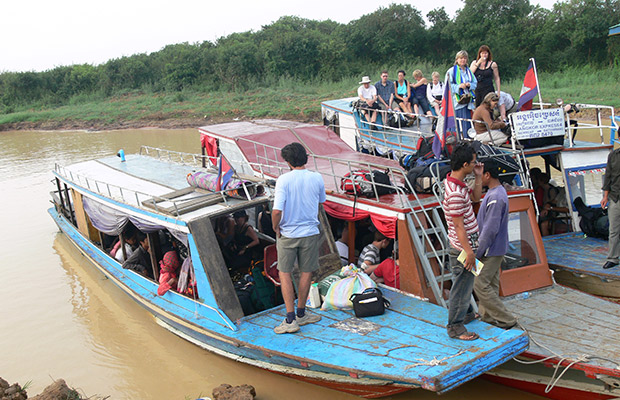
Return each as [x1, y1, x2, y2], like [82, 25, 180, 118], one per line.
[321, 264, 376, 310]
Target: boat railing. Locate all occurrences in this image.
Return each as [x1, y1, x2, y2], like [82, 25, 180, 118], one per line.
[529, 102, 617, 146]
[53, 160, 266, 217]
[139, 145, 208, 167]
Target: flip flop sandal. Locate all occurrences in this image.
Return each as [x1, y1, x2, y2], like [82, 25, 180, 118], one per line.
[455, 331, 479, 341]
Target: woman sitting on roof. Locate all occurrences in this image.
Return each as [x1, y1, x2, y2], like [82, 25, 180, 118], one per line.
[393, 70, 414, 117]
[468, 92, 509, 145]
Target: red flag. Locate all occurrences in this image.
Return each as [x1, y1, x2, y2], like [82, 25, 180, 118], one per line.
[432, 80, 456, 159]
[216, 154, 234, 191]
[517, 60, 539, 111]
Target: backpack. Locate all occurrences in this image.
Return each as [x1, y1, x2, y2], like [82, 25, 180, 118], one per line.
[574, 196, 609, 239]
[405, 162, 451, 194]
[471, 141, 521, 184]
[341, 170, 394, 197]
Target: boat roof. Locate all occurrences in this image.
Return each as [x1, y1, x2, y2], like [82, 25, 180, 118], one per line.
[199, 120, 440, 212]
[54, 154, 266, 226]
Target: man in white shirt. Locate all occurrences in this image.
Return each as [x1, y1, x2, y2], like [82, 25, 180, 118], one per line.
[357, 76, 379, 129]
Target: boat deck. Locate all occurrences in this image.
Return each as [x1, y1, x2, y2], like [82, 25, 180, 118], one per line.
[504, 285, 620, 374]
[543, 232, 617, 279]
[239, 288, 528, 393]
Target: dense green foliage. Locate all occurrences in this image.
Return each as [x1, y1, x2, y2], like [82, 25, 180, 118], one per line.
[0, 0, 618, 114]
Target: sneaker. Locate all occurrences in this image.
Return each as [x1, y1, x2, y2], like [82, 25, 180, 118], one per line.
[296, 312, 321, 326]
[274, 318, 300, 334]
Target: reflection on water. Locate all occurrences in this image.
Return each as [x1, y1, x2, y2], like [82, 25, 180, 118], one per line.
[0, 128, 550, 399]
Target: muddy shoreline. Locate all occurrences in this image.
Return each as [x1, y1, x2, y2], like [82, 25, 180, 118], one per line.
[0, 113, 322, 132]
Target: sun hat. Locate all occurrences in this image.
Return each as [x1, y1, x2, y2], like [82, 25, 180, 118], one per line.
[359, 76, 372, 84]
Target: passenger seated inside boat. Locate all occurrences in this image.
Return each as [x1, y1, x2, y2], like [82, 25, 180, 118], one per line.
[257, 204, 276, 238]
[111, 226, 138, 263]
[122, 232, 152, 277]
[214, 213, 235, 246]
[158, 250, 181, 296]
[530, 168, 570, 235]
[370, 248, 400, 289]
[358, 231, 391, 275]
[225, 210, 260, 273]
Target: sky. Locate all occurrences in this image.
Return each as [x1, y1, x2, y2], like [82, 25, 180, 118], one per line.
[1, 0, 558, 73]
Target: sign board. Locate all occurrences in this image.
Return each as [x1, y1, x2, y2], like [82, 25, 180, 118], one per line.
[511, 108, 565, 140]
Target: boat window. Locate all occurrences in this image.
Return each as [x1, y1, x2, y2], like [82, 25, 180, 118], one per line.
[567, 169, 604, 207]
[504, 211, 541, 270]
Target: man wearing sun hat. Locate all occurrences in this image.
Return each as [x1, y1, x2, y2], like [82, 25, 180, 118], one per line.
[357, 75, 379, 129]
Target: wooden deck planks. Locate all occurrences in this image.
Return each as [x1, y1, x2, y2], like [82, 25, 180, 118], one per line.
[544, 233, 620, 279]
[239, 293, 527, 384]
[504, 286, 620, 370]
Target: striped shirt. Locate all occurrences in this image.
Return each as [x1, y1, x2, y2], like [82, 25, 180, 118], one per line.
[443, 174, 479, 251]
[358, 243, 380, 269]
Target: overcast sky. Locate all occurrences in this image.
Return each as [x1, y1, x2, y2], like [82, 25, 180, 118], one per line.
[1, 0, 558, 73]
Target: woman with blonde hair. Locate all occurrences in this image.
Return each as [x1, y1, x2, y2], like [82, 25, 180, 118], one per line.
[470, 45, 501, 107]
[446, 50, 477, 136]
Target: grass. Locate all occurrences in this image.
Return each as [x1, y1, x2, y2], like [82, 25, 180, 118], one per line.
[0, 65, 618, 130]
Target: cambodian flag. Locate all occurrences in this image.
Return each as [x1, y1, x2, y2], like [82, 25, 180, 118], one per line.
[216, 154, 234, 191]
[433, 80, 456, 159]
[517, 60, 539, 111]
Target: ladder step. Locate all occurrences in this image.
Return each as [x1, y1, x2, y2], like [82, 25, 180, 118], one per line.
[418, 227, 441, 236]
[425, 249, 449, 259]
[435, 273, 453, 283]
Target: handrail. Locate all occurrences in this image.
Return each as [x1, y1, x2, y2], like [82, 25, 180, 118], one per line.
[53, 153, 269, 217]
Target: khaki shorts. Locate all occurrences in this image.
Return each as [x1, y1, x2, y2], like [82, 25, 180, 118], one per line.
[276, 234, 321, 273]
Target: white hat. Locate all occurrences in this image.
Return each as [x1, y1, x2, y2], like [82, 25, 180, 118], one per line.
[359, 76, 372, 84]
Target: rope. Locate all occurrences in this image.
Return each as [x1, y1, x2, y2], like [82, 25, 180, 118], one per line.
[404, 349, 466, 369]
[511, 319, 620, 393]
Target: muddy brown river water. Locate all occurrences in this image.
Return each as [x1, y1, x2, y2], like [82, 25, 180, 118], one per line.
[0, 128, 551, 399]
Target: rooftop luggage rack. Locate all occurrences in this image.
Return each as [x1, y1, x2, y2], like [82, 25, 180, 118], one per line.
[53, 149, 270, 217]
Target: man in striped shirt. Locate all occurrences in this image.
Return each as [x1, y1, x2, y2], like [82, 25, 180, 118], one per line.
[443, 143, 483, 341]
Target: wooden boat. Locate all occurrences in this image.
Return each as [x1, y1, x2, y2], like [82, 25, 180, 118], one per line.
[320, 102, 620, 398]
[49, 131, 528, 398]
[323, 98, 620, 300]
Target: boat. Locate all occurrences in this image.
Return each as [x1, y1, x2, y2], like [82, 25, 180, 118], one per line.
[320, 97, 620, 398]
[48, 127, 528, 398]
[323, 96, 620, 300]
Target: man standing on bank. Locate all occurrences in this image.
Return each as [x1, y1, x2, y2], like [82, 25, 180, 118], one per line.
[272, 142, 326, 333]
[443, 143, 482, 341]
[474, 159, 517, 329]
[601, 147, 620, 269]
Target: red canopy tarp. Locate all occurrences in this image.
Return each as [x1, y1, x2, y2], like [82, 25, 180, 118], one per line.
[324, 200, 397, 239]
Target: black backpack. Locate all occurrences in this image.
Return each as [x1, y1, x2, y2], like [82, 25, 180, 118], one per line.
[574, 196, 609, 239]
[405, 163, 451, 194]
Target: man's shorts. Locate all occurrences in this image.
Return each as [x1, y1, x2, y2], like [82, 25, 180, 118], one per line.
[276, 234, 321, 273]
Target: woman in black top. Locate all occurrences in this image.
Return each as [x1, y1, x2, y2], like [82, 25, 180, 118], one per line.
[470, 45, 501, 107]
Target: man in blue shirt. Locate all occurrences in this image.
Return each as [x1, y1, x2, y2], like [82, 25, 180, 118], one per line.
[272, 142, 326, 334]
[474, 159, 517, 329]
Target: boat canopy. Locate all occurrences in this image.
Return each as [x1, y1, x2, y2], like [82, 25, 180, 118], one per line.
[82, 196, 188, 244]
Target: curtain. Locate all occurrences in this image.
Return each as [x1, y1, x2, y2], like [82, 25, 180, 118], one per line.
[82, 197, 186, 243]
[323, 200, 397, 239]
